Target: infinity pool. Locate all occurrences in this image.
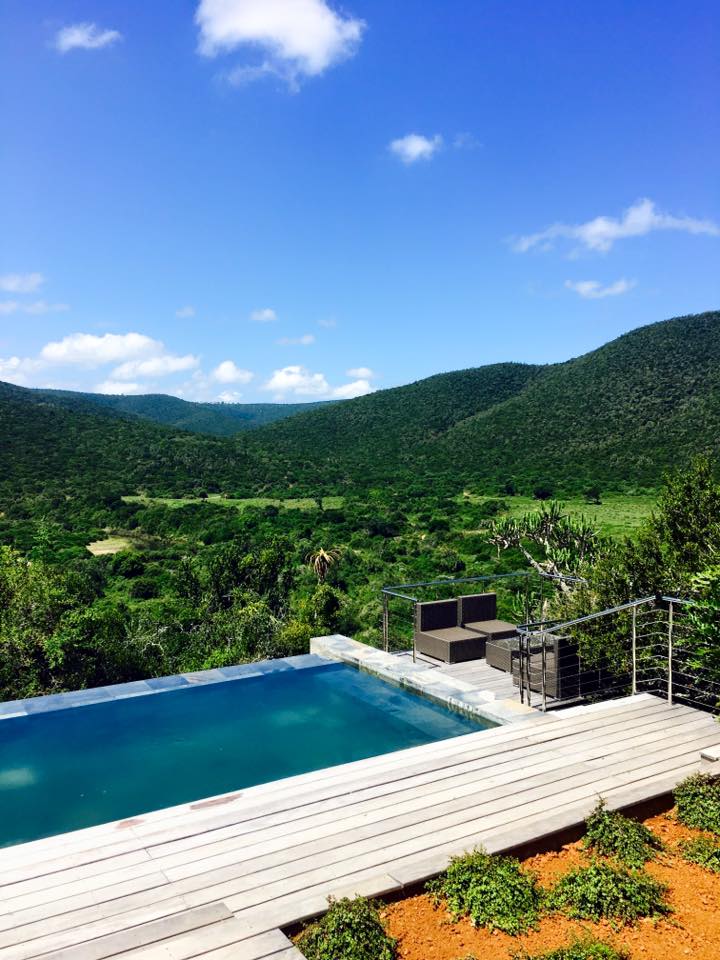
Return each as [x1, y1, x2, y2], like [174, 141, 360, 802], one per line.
[0, 658, 493, 847]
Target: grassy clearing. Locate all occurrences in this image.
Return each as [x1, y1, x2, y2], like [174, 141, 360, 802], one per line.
[86, 537, 134, 556]
[464, 493, 655, 539]
[123, 494, 345, 511]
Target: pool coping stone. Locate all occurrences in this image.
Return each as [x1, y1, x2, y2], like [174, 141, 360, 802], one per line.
[0, 653, 334, 719]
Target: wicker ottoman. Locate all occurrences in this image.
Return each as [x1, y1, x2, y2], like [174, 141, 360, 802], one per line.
[485, 635, 520, 673]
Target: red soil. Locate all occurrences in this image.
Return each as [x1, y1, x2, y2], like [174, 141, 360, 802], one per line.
[383, 811, 720, 960]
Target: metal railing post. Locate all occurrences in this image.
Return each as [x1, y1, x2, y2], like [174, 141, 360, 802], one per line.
[631, 605, 637, 695]
[382, 592, 389, 652]
[540, 630, 547, 712]
[668, 600, 674, 704]
[412, 600, 418, 664]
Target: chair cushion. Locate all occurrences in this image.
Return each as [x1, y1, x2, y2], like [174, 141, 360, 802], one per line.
[459, 592, 497, 624]
[418, 599, 458, 632]
[464, 619, 517, 639]
[422, 626, 482, 643]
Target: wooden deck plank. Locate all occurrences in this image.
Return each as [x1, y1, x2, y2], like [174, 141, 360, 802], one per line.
[0, 695, 715, 960]
[40, 904, 232, 960]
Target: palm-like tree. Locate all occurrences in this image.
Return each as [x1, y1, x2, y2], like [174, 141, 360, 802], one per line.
[306, 547, 341, 583]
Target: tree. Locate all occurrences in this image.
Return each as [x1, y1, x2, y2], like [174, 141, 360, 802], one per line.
[306, 547, 341, 583]
[487, 501, 600, 591]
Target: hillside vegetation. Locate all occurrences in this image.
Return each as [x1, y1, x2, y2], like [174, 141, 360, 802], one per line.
[18, 387, 323, 436]
[1, 312, 718, 505]
[240, 311, 720, 496]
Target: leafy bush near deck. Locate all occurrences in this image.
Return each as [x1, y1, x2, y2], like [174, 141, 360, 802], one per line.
[546, 860, 670, 924]
[295, 896, 397, 960]
[674, 774, 720, 834]
[513, 934, 630, 960]
[678, 835, 720, 872]
[427, 848, 542, 934]
[583, 799, 661, 866]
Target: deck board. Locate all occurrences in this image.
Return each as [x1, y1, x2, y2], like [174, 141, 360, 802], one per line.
[0, 694, 716, 959]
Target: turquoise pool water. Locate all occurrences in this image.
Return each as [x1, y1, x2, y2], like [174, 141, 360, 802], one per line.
[0, 661, 493, 847]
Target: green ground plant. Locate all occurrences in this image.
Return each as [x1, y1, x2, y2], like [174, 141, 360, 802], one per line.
[427, 848, 542, 934]
[583, 800, 662, 866]
[546, 860, 669, 924]
[295, 896, 397, 960]
[513, 934, 630, 960]
[677, 835, 720, 872]
[674, 773, 720, 834]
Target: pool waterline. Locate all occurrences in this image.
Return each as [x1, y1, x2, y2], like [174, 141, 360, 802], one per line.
[0, 656, 496, 848]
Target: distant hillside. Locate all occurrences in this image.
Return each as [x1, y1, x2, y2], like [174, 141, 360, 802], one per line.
[20, 388, 324, 436]
[0, 381, 261, 500]
[434, 311, 720, 491]
[237, 311, 720, 495]
[238, 363, 542, 492]
[1, 311, 718, 501]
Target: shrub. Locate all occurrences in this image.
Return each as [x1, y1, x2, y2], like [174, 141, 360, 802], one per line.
[583, 799, 661, 866]
[513, 934, 629, 960]
[427, 848, 541, 934]
[678, 835, 720, 873]
[547, 860, 670, 924]
[296, 897, 396, 960]
[674, 773, 720, 834]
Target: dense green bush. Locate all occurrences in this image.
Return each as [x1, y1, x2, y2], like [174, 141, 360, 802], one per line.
[583, 800, 661, 866]
[513, 934, 629, 960]
[427, 848, 542, 934]
[295, 896, 396, 960]
[674, 774, 720, 834]
[678, 835, 720, 872]
[546, 860, 669, 923]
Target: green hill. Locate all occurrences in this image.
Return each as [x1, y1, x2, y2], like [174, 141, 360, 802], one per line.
[238, 310, 720, 495]
[1, 311, 718, 501]
[19, 387, 324, 436]
[0, 381, 260, 500]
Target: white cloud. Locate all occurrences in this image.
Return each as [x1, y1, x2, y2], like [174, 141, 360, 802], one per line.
[196, 0, 365, 89]
[389, 133, 443, 165]
[112, 354, 200, 380]
[25, 300, 69, 315]
[0, 355, 42, 386]
[40, 332, 162, 367]
[276, 333, 315, 346]
[0, 272, 44, 293]
[565, 278, 636, 300]
[176, 305, 196, 319]
[265, 365, 330, 396]
[55, 23, 123, 53]
[263, 364, 374, 400]
[514, 198, 720, 254]
[317, 317, 336, 328]
[346, 366, 374, 379]
[95, 380, 146, 396]
[216, 390, 243, 403]
[332, 378, 372, 399]
[250, 307, 277, 323]
[0, 300, 69, 316]
[211, 360, 254, 384]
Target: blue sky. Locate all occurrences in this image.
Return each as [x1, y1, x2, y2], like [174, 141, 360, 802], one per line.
[1, 0, 718, 402]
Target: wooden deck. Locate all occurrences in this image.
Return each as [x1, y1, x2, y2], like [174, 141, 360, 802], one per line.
[393, 650, 519, 700]
[0, 693, 718, 960]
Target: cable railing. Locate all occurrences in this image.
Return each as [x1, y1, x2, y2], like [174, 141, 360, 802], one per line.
[517, 595, 720, 715]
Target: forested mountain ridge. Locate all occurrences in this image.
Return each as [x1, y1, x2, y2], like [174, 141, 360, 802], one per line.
[239, 311, 720, 494]
[1, 311, 718, 501]
[12, 386, 325, 436]
[433, 310, 720, 491]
